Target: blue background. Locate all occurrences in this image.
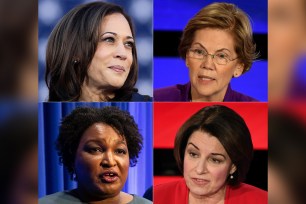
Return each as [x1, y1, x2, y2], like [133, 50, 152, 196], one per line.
[38, 102, 153, 198]
[38, 0, 153, 101]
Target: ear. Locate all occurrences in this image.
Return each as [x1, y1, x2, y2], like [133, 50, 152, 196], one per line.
[233, 63, 244, 78]
[230, 163, 237, 174]
[185, 53, 190, 68]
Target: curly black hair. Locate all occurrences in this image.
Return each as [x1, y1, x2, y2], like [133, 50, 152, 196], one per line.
[56, 106, 143, 178]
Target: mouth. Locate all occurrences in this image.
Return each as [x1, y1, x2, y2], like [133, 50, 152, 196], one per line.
[99, 171, 119, 183]
[191, 178, 210, 185]
[108, 65, 125, 73]
[198, 75, 215, 81]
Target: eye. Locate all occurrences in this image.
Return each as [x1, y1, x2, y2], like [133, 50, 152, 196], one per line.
[87, 147, 103, 154]
[193, 48, 205, 55]
[188, 151, 199, 158]
[115, 148, 127, 155]
[210, 157, 222, 164]
[102, 36, 115, 43]
[124, 41, 134, 49]
[216, 52, 228, 59]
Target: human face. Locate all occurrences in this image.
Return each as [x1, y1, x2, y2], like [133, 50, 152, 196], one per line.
[268, 0, 306, 100]
[86, 13, 134, 92]
[74, 123, 130, 199]
[183, 130, 236, 199]
[186, 28, 243, 101]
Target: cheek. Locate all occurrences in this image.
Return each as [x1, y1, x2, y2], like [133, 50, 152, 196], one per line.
[118, 157, 130, 180]
[217, 66, 235, 80]
[75, 155, 99, 176]
[210, 165, 230, 183]
[183, 157, 194, 176]
[187, 61, 201, 77]
[128, 52, 133, 65]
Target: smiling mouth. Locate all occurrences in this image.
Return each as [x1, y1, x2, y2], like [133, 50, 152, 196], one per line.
[108, 65, 125, 73]
[100, 172, 119, 183]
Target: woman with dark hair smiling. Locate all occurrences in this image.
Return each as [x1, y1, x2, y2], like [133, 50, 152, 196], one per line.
[39, 106, 151, 204]
[154, 105, 267, 204]
[45, 1, 151, 101]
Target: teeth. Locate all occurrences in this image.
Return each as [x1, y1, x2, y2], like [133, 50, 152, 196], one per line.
[104, 173, 115, 176]
[199, 76, 214, 80]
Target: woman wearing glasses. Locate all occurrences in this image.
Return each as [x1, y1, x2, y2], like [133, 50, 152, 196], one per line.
[154, 3, 258, 102]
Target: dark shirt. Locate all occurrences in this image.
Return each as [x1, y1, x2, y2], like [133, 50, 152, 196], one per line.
[154, 82, 257, 102]
[131, 92, 152, 101]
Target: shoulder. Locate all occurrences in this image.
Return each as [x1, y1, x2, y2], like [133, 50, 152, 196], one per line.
[131, 92, 152, 101]
[224, 86, 258, 102]
[226, 183, 267, 204]
[154, 178, 188, 204]
[154, 83, 190, 101]
[129, 194, 152, 204]
[39, 191, 81, 204]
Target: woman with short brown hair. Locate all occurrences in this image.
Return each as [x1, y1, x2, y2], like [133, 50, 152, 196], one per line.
[154, 3, 258, 102]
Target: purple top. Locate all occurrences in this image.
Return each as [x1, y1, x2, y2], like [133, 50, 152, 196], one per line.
[154, 82, 258, 102]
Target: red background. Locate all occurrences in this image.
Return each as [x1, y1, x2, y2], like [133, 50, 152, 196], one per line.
[154, 102, 268, 150]
[154, 102, 268, 185]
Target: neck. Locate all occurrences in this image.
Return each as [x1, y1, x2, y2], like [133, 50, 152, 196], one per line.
[188, 185, 226, 204]
[190, 85, 227, 102]
[80, 81, 115, 102]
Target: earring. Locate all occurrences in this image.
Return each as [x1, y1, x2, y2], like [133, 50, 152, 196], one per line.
[73, 59, 79, 64]
[230, 174, 234, 179]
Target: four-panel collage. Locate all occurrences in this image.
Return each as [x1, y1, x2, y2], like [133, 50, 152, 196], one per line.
[1, 0, 306, 203]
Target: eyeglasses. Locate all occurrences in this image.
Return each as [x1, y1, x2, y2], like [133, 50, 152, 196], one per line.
[188, 48, 238, 65]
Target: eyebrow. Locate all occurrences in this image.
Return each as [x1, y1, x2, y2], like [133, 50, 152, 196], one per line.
[192, 42, 232, 53]
[101, 31, 134, 40]
[187, 142, 226, 159]
[187, 142, 199, 150]
[85, 139, 127, 146]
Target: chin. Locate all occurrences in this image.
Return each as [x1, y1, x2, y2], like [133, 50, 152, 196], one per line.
[196, 89, 216, 98]
[189, 188, 210, 197]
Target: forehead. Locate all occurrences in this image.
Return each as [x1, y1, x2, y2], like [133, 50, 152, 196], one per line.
[100, 13, 132, 36]
[192, 28, 235, 52]
[187, 130, 228, 155]
[80, 122, 125, 144]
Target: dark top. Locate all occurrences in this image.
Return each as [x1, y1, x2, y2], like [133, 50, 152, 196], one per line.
[131, 92, 152, 101]
[154, 82, 257, 102]
[39, 191, 152, 204]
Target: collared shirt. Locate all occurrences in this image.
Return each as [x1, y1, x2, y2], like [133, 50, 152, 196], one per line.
[154, 82, 258, 102]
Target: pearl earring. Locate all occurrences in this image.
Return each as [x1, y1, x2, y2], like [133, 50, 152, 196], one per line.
[230, 174, 234, 179]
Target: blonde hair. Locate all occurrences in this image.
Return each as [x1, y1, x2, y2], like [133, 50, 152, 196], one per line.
[179, 3, 257, 73]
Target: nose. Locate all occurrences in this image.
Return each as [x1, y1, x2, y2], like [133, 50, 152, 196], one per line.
[201, 54, 215, 70]
[195, 159, 208, 174]
[101, 151, 116, 168]
[114, 43, 127, 60]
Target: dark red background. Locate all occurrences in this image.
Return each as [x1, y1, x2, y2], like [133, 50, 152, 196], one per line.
[154, 102, 268, 150]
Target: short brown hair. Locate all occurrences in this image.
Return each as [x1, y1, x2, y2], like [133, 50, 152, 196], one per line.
[174, 105, 253, 186]
[45, 2, 138, 101]
[179, 2, 257, 73]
